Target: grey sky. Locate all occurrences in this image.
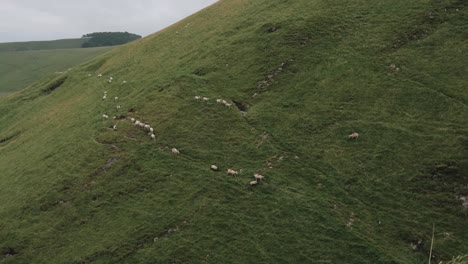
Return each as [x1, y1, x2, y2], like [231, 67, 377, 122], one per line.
[0, 0, 218, 43]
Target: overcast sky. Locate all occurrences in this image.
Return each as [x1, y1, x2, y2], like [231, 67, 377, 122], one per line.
[0, 0, 218, 43]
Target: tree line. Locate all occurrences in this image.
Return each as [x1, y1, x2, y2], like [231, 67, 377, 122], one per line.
[81, 32, 141, 48]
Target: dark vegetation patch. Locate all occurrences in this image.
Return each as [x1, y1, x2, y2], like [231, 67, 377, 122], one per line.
[409, 159, 467, 212]
[42, 76, 67, 94]
[0, 131, 21, 146]
[426, 161, 466, 195]
[232, 100, 249, 112]
[1, 247, 18, 257]
[192, 68, 208, 76]
[260, 23, 282, 33]
[389, 0, 467, 50]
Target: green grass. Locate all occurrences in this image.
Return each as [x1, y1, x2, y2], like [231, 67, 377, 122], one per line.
[0, 38, 86, 52]
[0, 0, 467, 263]
[0, 47, 113, 94]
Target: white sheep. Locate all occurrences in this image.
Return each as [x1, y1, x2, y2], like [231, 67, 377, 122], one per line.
[102, 95, 107, 100]
[222, 100, 227, 104]
[115, 97, 118, 101]
[112, 125, 117, 130]
[254, 173, 265, 180]
[144, 124, 150, 131]
[216, 99, 222, 104]
[122, 81, 127, 84]
[135, 120, 141, 126]
[202, 97, 209, 102]
[108, 80, 112, 83]
[194, 96, 201, 100]
[227, 169, 238, 175]
[149, 127, 154, 133]
[102, 114, 109, 119]
[97, 74, 102, 77]
[150, 133, 156, 140]
[130, 118, 135, 122]
[116, 105, 121, 110]
[249, 180, 259, 186]
[348, 132, 359, 139]
[224, 103, 232, 108]
[109, 77, 113, 80]
[210, 165, 219, 171]
[172, 148, 180, 154]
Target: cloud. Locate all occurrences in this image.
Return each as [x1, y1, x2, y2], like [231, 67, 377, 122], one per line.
[0, 0, 218, 42]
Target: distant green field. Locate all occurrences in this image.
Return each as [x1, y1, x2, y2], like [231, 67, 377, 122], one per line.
[0, 47, 112, 94]
[0, 38, 86, 52]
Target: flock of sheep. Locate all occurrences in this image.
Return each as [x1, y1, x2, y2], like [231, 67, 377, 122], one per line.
[96, 73, 267, 185]
[95, 73, 359, 187]
[194, 96, 233, 108]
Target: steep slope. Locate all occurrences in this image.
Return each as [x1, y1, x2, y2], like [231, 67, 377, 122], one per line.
[0, 0, 467, 263]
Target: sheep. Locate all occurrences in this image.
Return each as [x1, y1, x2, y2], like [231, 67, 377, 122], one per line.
[254, 173, 265, 180]
[194, 96, 201, 100]
[150, 133, 156, 140]
[112, 125, 117, 130]
[227, 169, 238, 176]
[130, 118, 135, 122]
[249, 180, 259, 186]
[202, 97, 209, 102]
[224, 103, 232, 108]
[216, 99, 222, 104]
[222, 100, 227, 104]
[116, 105, 121, 110]
[109, 77, 113, 80]
[97, 74, 102, 77]
[114, 97, 119, 101]
[144, 124, 150, 131]
[210, 165, 219, 171]
[139, 122, 145, 128]
[108, 80, 112, 83]
[348, 132, 359, 139]
[102, 114, 109, 119]
[102, 95, 107, 100]
[172, 148, 180, 154]
[104, 91, 107, 94]
[149, 127, 154, 133]
[135, 120, 141, 126]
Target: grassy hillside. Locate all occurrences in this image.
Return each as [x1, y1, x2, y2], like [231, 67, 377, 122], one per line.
[0, 38, 86, 52]
[0, 47, 113, 94]
[0, 0, 467, 263]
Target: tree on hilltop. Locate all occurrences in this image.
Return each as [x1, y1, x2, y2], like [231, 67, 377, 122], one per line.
[81, 32, 141, 48]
